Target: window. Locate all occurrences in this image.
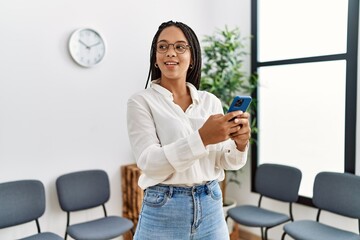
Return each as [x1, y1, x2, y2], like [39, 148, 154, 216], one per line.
[251, 0, 358, 203]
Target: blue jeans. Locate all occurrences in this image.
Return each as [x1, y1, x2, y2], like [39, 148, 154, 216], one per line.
[133, 180, 230, 240]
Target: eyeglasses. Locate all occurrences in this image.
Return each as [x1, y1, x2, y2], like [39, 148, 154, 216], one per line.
[156, 41, 191, 54]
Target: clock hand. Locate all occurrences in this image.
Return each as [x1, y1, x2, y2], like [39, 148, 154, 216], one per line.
[88, 41, 101, 48]
[78, 39, 90, 49]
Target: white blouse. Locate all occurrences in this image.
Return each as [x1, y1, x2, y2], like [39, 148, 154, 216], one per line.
[127, 80, 248, 189]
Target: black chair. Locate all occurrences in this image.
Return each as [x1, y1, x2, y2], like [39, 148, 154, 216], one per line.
[56, 169, 134, 240]
[226, 163, 302, 240]
[0, 179, 63, 240]
[282, 171, 360, 240]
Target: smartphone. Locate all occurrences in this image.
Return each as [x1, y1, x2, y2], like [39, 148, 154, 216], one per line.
[228, 96, 252, 113]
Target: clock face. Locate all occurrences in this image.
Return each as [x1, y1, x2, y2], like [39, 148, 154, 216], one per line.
[68, 28, 106, 67]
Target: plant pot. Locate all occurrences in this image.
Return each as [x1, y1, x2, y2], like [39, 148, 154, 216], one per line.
[223, 198, 237, 233]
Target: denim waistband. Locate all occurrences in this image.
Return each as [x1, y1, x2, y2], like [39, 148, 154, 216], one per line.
[146, 180, 218, 197]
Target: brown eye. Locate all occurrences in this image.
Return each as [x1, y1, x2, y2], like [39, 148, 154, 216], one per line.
[175, 43, 186, 51]
[156, 42, 168, 53]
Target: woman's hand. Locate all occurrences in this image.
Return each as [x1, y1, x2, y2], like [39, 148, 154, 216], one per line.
[229, 112, 251, 151]
[199, 111, 251, 150]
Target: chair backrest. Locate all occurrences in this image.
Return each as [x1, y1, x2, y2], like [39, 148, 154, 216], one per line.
[313, 171, 360, 219]
[0, 180, 45, 229]
[56, 169, 110, 212]
[255, 163, 302, 202]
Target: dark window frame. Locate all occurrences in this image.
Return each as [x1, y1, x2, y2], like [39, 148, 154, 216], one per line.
[250, 0, 358, 206]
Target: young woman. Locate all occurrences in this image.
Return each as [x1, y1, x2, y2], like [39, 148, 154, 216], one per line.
[127, 20, 251, 240]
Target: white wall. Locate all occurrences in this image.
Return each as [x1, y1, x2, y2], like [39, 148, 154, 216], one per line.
[356, 3, 360, 177]
[0, 1, 359, 240]
[0, 0, 250, 239]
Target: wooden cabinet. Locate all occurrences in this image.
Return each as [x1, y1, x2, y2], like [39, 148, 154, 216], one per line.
[121, 164, 143, 240]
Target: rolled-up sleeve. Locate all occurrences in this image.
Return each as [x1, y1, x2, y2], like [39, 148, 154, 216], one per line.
[218, 140, 248, 170]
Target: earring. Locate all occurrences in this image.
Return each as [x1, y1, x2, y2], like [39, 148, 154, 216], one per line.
[155, 63, 159, 68]
[189, 64, 193, 69]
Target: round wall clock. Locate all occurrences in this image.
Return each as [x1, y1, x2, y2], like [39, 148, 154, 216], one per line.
[68, 28, 106, 67]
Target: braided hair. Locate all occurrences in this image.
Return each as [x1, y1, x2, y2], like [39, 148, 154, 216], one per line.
[144, 21, 202, 89]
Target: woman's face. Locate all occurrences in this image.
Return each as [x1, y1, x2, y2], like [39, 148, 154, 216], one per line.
[155, 26, 192, 82]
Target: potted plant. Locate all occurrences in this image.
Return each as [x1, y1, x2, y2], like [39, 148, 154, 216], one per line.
[200, 26, 258, 207]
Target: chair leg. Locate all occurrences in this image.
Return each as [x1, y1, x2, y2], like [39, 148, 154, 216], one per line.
[264, 227, 268, 240]
[65, 212, 70, 240]
[281, 232, 287, 240]
[260, 227, 265, 240]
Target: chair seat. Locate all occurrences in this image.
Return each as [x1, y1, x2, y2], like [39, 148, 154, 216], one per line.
[284, 220, 360, 240]
[19, 232, 63, 240]
[227, 205, 290, 227]
[67, 215, 134, 240]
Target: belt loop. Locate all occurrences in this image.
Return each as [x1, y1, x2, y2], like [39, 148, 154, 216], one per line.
[205, 181, 211, 195]
[168, 186, 173, 198]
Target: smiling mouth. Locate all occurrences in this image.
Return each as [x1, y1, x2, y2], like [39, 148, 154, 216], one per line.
[164, 62, 178, 65]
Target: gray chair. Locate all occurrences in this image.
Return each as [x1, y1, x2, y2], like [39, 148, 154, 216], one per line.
[226, 163, 302, 240]
[56, 169, 134, 240]
[282, 171, 360, 240]
[0, 179, 63, 240]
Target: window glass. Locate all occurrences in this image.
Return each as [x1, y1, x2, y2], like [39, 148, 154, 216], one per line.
[258, 0, 348, 61]
[258, 61, 346, 197]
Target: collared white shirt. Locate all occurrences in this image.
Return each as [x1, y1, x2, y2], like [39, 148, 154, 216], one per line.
[127, 79, 248, 189]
